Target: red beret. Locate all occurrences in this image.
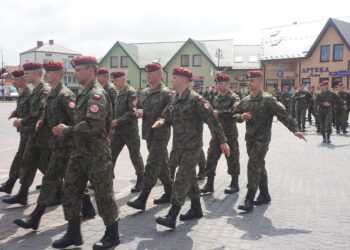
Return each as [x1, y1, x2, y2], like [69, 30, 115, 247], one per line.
[110, 70, 126, 79]
[320, 80, 329, 86]
[97, 68, 109, 75]
[144, 63, 162, 72]
[215, 73, 230, 83]
[23, 62, 43, 71]
[246, 70, 263, 79]
[43, 61, 64, 72]
[71, 56, 98, 67]
[172, 67, 193, 80]
[11, 69, 24, 78]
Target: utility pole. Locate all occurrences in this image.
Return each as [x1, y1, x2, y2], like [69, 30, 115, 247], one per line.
[215, 48, 223, 67]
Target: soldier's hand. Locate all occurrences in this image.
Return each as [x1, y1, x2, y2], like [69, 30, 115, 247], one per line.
[52, 123, 67, 136]
[294, 132, 307, 142]
[36, 120, 44, 131]
[13, 119, 22, 128]
[241, 112, 252, 121]
[8, 111, 15, 120]
[111, 119, 118, 128]
[152, 119, 165, 128]
[213, 110, 219, 118]
[220, 143, 230, 157]
[134, 109, 144, 118]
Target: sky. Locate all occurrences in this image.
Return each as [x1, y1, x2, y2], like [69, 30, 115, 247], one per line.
[1, 0, 350, 66]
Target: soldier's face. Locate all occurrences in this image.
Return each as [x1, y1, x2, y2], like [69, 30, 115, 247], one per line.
[74, 65, 91, 85]
[147, 71, 162, 85]
[113, 76, 127, 90]
[45, 71, 59, 85]
[14, 77, 26, 88]
[216, 81, 229, 92]
[97, 74, 109, 85]
[24, 70, 35, 83]
[248, 78, 261, 92]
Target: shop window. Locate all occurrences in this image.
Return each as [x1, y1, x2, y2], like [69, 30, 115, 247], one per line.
[181, 55, 189, 67]
[333, 44, 344, 61]
[301, 78, 310, 90]
[193, 54, 202, 67]
[320, 45, 330, 62]
[121, 56, 128, 68]
[110, 56, 118, 68]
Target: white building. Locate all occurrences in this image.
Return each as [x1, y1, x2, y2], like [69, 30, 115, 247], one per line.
[20, 40, 81, 90]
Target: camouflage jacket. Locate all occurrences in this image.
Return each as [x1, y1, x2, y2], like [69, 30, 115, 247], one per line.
[41, 83, 75, 150]
[337, 91, 350, 111]
[21, 82, 51, 133]
[292, 90, 311, 108]
[63, 81, 112, 155]
[280, 92, 291, 106]
[233, 91, 298, 142]
[213, 91, 240, 137]
[138, 83, 172, 141]
[114, 85, 138, 129]
[162, 88, 227, 150]
[314, 90, 339, 112]
[13, 87, 31, 133]
[103, 82, 117, 114]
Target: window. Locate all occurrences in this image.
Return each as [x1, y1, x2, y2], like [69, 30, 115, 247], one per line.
[181, 55, 189, 67]
[63, 60, 73, 70]
[248, 56, 258, 63]
[301, 78, 310, 90]
[121, 56, 128, 68]
[234, 56, 243, 63]
[193, 54, 202, 67]
[110, 56, 118, 68]
[332, 77, 342, 88]
[45, 53, 52, 57]
[320, 45, 330, 62]
[333, 44, 344, 61]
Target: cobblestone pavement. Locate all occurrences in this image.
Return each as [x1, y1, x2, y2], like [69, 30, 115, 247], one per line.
[1, 102, 350, 250]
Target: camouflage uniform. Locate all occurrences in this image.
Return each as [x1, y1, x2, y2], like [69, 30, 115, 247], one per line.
[37, 83, 75, 206]
[102, 83, 117, 114]
[314, 90, 339, 135]
[233, 91, 298, 191]
[8, 87, 31, 180]
[162, 88, 227, 207]
[280, 91, 291, 113]
[19, 82, 51, 187]
[337, 90, 350, 132]
[110, 85, 144, 176]
[138, 83, 172, 190]
[205, 91, 240, 177]
[62, 81, 119, 226]
[292, 90, 311, 130]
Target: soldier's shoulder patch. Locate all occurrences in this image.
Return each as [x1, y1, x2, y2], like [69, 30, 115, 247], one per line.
[89, 104, 100, 113]
[68, 101, 76, 109]
[92, 94, 101, 100]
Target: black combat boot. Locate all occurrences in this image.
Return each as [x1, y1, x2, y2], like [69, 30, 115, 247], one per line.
[326, 133, 331, 144]
[197, 166, 206, 180]
[200, 175, 214, 193]
[2, 184, 29, 205]
[224, 175, 240, 194]
[0, 177, 17, 194]
[13, 205, 46, 230]
[301, 124, 306, 132]
[322, 133, 326, 143]
[343, 128, 348, 134]
[179, 199, 203, 221]
[238, 189, 256, 212]
[336, 126, 340, 134]
[154, 184, 172, 204]
[127, 188, 151, 210]
[155, 205, 181, 229]
[52, 218, 83, 249]
[131, 175, 143, 193]
[93, 220, 120, 250]
[254, 186, 271, 205]
[81, 193, 96, 219]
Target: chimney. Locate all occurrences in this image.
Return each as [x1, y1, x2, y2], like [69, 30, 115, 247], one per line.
[49, 40, 54, 45]
[37, 41, 44, 47]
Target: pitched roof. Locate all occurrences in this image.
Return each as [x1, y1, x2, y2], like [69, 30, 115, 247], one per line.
[261, 17, 350, 60]
[306, 18, 350, 56]
[20, 42, 81, 55]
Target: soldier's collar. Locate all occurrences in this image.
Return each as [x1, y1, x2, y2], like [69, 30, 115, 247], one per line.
[82, 80, 96, 95]
[177, 87, 191, 100]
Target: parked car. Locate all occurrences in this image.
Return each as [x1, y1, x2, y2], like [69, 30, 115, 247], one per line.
[4, 86, 19, 101]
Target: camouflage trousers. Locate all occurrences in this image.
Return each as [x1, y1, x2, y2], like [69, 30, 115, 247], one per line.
[110, 127, 144, 176]
[142, 139, 172, 190]
[205, 135, 240, 177]
[170, 148, 201, 207]
[246, 139, 270, 191]
[9, 132, 29, 179]
[63, 151, 119, 227]
[37, 148, 69, 206]
[335, 109, 349, 130]
[295, 106, 307, 128]
[20, 130, 50, 187]
[319, 109, 333, 134]
[169, 147, 206, 178]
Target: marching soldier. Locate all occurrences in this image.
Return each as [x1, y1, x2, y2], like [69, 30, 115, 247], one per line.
[127, 63, 173, 210]
[201, 73, 241, 195]
[233, 70, 305, 213]
[280, 86, 291, 113]
[292, 83, 311, 132]
[51, 56, 120, 249]
[97, 68, 117, 114]
[109, 70, 145, 193]
[153, 67, 230, 229]
[314, 80, 340, 144]
[337, 83, 350, 133]
[2, 63, 51, 206]
[0, 70, 31, 194]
